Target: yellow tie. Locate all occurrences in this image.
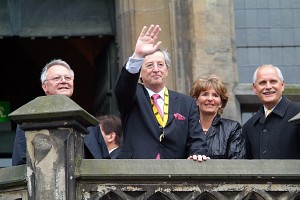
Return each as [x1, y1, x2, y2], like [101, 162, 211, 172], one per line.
[265, 109, 272, 117]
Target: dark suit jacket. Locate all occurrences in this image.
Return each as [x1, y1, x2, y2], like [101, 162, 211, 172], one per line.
[109, 147, 122, 159]
[242, 96, 300, 159]
[114, 67, 208, 159]
[12, 124, 110, 166]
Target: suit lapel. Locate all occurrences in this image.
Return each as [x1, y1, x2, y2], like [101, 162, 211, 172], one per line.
[166, 90, 178, 126]
[138, 85, 161, 134]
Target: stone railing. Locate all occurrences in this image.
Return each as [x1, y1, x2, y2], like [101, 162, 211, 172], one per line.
[0, 95, 300, 200]
[1, 159, 300, 200]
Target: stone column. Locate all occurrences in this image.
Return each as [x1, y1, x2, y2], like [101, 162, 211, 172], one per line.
[9, 95, 98, 200]
[187, 0, 240, 121]
[115, 0, 240, 121]
[115, 0, 174, 89]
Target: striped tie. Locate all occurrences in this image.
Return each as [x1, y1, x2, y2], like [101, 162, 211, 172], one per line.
[151, 94, 163, 118]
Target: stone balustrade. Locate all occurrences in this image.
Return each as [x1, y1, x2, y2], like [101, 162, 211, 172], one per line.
[0, 95, 299, 200]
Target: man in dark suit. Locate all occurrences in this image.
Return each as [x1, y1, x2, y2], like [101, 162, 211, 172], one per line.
[243, 64, 300, 159]
[97, 115, 122, 159]
[12, 59, 109, 165]
[114, 25, 208, 161]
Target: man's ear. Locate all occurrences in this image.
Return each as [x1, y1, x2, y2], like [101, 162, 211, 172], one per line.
[42, 83, 47, 93]
[108, 132, 116, 143]
[252, 83, 257, 94]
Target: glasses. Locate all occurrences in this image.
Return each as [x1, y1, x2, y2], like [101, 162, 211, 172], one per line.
[45, 75, 73, 83]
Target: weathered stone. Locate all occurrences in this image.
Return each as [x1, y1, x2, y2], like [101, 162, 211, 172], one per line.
[32, 134, 52, 164]
[2, 160, 300, 199]
[9, 94, 98, 127]
[7, 94, 98, 200]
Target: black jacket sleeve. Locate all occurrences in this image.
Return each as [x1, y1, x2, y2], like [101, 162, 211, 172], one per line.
[12, 124, 27, 166]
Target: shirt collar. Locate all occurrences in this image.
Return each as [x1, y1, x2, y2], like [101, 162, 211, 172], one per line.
[263, 97, 282, 113]
[109, 147, 118, 154]
[145, 86, 166, 100]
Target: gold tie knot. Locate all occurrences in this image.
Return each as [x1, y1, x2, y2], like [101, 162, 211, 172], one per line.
[265, 109, 272, 117]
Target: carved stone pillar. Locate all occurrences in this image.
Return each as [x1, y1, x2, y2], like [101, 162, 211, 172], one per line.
[9, 95, 98, 200]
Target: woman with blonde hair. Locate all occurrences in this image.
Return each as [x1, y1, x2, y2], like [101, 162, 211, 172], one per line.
[190, 74, 245, 159]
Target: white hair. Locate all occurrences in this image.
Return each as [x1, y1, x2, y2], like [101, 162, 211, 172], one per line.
[253, 64, 284, 83]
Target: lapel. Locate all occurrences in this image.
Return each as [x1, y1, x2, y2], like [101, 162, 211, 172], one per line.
[254, 107, 265, 125]
[138, 86, 181, 138]
[166, 90, 178, 126]
[255, 96, 288, 125]
[138, 85, 161, 135]
[207, 115, 221, 139]
[272, 96, 289, 118]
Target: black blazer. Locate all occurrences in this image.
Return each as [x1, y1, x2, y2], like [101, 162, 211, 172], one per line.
[12, 124, 109, 165]
[114, 67, 208, 159]
[242, 96, 300, 159]
[109, 147, 122, 159]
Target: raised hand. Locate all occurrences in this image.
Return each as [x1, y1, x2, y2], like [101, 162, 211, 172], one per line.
[133, 24, 162, 59]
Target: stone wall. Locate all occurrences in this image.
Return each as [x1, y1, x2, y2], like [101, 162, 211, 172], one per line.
[1, 160, 300, 199]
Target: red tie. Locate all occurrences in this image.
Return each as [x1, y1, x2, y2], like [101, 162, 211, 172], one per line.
[152, 94, 162, 159]
[151, 94, 163, 118]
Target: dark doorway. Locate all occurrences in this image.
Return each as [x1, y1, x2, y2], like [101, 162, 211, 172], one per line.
[0, 36, 115, 114]
[0, 0, 117, 167]
[0, 35, 117, 166]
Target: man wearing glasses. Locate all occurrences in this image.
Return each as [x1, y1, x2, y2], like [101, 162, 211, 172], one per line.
[12, 59, 110, 165]
[41, 59, 74, 97]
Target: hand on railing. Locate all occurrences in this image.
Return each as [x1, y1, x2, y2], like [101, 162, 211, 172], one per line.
[187, 155, 210, 162]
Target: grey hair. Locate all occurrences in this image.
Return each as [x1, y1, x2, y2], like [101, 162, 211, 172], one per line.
[253, 64, 284, 83]
[40, 59, 74, 83]
[157, 48, 171, 68]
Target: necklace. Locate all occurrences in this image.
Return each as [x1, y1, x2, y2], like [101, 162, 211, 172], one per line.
[199, 120, 209, 133]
